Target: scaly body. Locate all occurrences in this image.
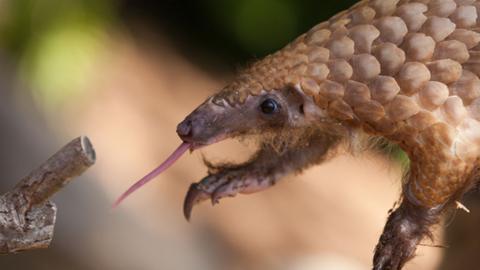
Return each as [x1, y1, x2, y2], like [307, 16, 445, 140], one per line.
[119, 1, 480, 269]
[219, 0, 480, 209]
[181, 1, 480, 269]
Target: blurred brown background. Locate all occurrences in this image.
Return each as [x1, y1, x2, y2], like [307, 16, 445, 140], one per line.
[0, 1, 476, 269]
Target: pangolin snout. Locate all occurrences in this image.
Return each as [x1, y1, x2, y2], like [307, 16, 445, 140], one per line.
[176, 119, 193, 140]
[176, 113, 211, 143]
[177, 101, 230, 145]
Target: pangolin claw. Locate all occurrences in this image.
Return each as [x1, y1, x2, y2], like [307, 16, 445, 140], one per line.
[183, 183, 210, 221]
[183, 169, 269, 220]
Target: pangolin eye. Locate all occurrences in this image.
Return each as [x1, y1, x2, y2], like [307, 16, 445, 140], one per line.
[260, 98, 279, 114]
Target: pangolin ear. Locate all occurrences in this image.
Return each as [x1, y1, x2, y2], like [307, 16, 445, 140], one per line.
[285, 85, 325, 120]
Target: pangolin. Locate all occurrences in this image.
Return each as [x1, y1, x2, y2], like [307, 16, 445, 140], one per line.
[115, 0, 480, 269]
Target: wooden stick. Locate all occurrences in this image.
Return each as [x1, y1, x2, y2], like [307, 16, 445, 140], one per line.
[0, 136, 95, 254]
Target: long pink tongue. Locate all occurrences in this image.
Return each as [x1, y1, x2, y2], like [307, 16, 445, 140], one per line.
[113, 142, 191, 207]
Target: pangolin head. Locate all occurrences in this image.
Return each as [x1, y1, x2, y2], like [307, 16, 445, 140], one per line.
[176, 35, 334, 148]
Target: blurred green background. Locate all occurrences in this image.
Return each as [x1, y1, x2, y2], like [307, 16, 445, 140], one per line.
[0, 0, 358, 109]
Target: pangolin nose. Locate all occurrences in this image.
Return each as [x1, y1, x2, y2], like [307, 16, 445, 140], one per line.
[176, 119, 193, 140]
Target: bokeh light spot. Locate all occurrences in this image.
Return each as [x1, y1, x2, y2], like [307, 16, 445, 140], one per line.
[21, 21, 105, 110]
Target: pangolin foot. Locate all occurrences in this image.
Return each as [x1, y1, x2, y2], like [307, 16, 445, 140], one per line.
[183, 169, 274, 220]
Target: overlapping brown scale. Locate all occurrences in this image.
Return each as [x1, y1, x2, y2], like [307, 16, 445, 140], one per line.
[421, 16, 456, 42]
[389, 123, 418, 147]
[367, 117, 398, 135]
[305, 28, 332, 46]
[463, 51, 480, 76]
[450, 5, 478, 28]
[351, 54, 381, 81]
[369, 0, 399, 17]
[370, 75, 401, 104]
[301, 78, 320, 97]
[350, 6, 377, 25]
[237, 88, 250, 103]
[344, 80, 372, 106]
[375, 16, 408, 44]
[327, 59, 353, 81]
[403, 33, 436, 61]
[306, 47, 330, 63]
[290, 41, 309, 53]
[428, 0, 457, 17]
[330, 18, 352, 32]
[261, 73, 280, 91]
[348, 24, 380, 53]
[395, 2, 428, 32]
[306, 63, 330, 81]
[290, 63, 308, 77]
[280, 40, 309, 68]
[427, 59, 463, 84]
[433, 40, 470, 63]
[328, 99, 355, 120]
[418, 81, 450, 109]
[247, 81, 263, 96]
[327, 36, 355, 59]
[354, 100, 386, 122]
[450, 70, 480, 104]
[319, 80, 345, 100]
[448, 29, 480, 49]
[272, 69, 288, 88]
[397, 62, 431, 95]
[442, 96, 468, 126]
[251, 63, 271, 78]
[372, 42, 406, 75]
[386, 95, 420, 121]
[406, 110, 439, 131]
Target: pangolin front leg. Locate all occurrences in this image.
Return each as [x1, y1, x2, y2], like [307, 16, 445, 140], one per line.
[184, 132, 341, 220]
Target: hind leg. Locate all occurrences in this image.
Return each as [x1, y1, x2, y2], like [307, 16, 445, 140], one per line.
[373, 197, 441, 270]
[373, 158, 475, 270]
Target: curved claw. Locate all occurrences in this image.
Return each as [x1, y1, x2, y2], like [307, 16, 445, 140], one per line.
[183, 183, 210, 221]
[183, 172, 230, 220]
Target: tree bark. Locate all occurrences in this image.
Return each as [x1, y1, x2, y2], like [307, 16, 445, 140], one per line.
[0, 136, 95, 254]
